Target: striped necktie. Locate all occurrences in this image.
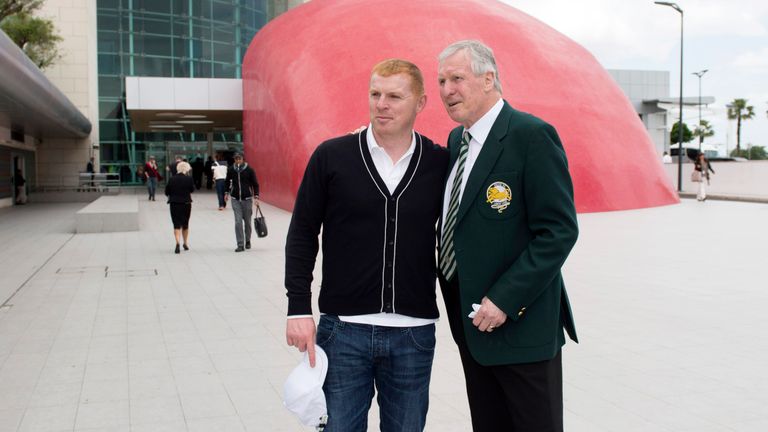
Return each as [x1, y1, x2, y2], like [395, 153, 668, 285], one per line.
[439, 131, 471, 281]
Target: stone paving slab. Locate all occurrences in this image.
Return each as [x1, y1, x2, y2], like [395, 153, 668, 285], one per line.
[0, 191, 767, 431]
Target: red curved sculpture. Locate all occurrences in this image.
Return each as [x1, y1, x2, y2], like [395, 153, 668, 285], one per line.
[243, 0, 678, 212]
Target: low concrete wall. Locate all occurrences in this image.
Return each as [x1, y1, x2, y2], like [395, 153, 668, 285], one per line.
[75, 195, 139, 233]
[663, 160, 768, 200]
[29, 191, 103, 203]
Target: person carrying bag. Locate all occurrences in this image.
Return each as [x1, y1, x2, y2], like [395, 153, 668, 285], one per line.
[693, 153, 714, 201]
[226, 152, 260, 251]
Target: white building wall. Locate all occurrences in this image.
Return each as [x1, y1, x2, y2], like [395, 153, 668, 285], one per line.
[126, 77, 243, 111]
[37, 0, 99, 186]
[664, 160, 768, 199]
[607, 69, 670, 157]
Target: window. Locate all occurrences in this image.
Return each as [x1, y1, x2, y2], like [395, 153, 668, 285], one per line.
[98, 77, 123, 98]
[96, 0, 264, 184]
[99, 100, 123, 119]
[98, 30, 120, 52]
[98, 53, 122, 75]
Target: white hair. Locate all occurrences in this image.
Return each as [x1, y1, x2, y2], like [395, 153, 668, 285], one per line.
[438, 40, 502, 94]
[176, 161, 192, 175]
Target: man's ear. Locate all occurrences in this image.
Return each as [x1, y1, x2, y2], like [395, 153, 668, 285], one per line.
[484, 72, 495, 92]
[416, 93, 427, 113]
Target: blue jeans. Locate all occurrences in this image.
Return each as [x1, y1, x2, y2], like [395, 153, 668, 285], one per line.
[317, 315, 435, 432]
[146, 177, 157, 199]
[215, 179, 227, 208]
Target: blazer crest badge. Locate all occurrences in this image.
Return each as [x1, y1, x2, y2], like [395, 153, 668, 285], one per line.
[486, 181, 512, 213]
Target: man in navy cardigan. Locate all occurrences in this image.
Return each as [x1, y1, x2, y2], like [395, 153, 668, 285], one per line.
[285, 59, 448, 431]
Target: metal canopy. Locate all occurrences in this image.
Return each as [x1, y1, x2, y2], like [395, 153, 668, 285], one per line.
[0, 30, 91, 139]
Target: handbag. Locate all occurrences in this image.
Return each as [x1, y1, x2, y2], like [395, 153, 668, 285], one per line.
[254, 203, 268, 238]
[691, 170, 702, 182]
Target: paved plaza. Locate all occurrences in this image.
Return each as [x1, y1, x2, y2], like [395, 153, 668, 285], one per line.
[0, 191, 767, 431]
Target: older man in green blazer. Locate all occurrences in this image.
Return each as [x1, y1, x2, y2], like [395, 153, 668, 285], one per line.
[436, 40, 579, 431]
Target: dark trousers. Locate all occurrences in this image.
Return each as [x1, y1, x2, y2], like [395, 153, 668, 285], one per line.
[441, 275, 563, 432]
[215, 179, 227, 208]
[231, 198, 252, 247]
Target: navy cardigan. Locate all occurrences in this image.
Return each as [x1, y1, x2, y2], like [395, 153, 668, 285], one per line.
[285, 130, 449, 318]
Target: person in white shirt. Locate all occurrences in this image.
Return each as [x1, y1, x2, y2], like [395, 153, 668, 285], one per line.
[284, 59, 449, 431]
[211, 156, 229, 210]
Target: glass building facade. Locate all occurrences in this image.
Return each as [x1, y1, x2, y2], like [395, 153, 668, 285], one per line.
[95, 0, 272, 183]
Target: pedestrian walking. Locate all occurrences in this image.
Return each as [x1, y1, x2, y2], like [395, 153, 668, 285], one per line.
[165, 161, 195, 254]
[204, 156, 214, 190]
[191, 157, 204, 190]
[226, 152, 259, 252]
[144, 155, 162, 201]
[693, 152, 715, 201]
[86, 156, 95, 188]
[212, 156, 229, 210]
[14, 168, 26, 204]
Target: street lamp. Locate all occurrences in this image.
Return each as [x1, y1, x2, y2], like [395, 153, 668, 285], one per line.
[655, 1, 684, 192]
[692, 69, 708, 153]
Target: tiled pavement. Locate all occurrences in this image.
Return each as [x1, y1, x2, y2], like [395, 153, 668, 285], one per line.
[0, 191, 767, 431]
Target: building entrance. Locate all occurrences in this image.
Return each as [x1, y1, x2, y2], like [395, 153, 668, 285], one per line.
[143, 141, 242, 185]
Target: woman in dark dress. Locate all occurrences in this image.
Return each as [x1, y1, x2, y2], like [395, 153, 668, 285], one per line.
[165, 161, 195, 253]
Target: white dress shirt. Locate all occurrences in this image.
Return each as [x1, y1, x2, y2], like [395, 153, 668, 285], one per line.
[366, 124, 416, 194]
[441, 98, 505, 233]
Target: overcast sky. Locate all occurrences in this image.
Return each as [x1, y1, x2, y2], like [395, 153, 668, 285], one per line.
[502, 0, 768, 154]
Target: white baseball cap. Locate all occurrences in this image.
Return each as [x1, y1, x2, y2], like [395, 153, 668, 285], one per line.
[283, 346, 329, 428]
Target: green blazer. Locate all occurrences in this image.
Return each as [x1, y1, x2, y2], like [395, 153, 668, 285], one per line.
[441, 101, 579, 366]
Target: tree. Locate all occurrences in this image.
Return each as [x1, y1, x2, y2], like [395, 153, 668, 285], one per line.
[670, 121, 693, 144]
[693, 119, 714, 145]
[750, 146, 768, 160]
[0, 0, 61, 70]
[0, 0, 43, 19]
[726, 98, 755, 153]
[730, 145, 767, 160]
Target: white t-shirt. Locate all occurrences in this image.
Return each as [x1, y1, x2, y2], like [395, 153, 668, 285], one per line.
[212, 161, 228, 180]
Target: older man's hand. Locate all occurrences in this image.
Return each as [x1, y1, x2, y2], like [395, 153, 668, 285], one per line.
[472, 296, 508, 332]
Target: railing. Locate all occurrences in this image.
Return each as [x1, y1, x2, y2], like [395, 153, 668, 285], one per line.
[32, 173, 121, 193]
[77, 173, 121, 191]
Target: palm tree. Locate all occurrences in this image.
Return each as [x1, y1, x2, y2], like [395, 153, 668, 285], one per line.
[727, 98, 755, 153]
[693, 119, 714, 146]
